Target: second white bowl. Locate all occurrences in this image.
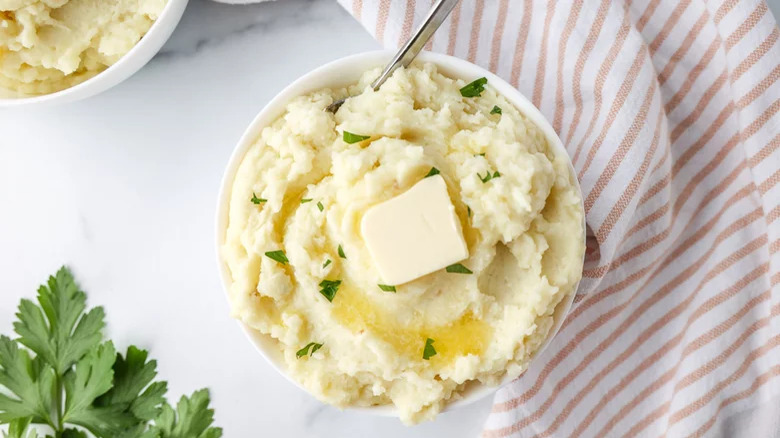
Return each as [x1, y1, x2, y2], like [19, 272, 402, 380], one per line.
[0, 0, 189, 108]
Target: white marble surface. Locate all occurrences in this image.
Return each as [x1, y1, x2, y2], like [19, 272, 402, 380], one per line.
[0, 0, 494, 437]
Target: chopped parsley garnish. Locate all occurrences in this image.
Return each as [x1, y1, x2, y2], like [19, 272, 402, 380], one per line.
[467, 205, 472, 217]
[478, 170, 501, 183]
[460, 77, 488, 97]
[300, 198, 312, 204]
[296, 342, 323, 358]
[264, 250, 289, 265]
[475, 153, 486, 157]
[317, 201, 324, 212]
[251, 193, 267, 204]
[490, 105, 502, 115]
[338, 245, 347, 259]
[322, 259, 332, 269]
[318, 279, 341, 302]
[378, 284, 396, 292]
[425, 167, 440, 178]
[343, 131, 371, 144]
[423, 338, 437, 360]
[446, 263, 473, 274]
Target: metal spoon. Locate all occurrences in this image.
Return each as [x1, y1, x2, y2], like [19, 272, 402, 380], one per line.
[325, 0, 461, 113]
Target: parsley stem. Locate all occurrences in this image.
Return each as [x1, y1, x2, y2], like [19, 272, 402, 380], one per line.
[55, 373, 64, 433]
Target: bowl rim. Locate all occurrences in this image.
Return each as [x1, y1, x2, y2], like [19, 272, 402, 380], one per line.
[214, 49, 587, 417]
[0, 0, 189, 107]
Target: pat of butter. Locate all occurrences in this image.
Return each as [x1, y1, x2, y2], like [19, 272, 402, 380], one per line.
[360, 174, 469, 285]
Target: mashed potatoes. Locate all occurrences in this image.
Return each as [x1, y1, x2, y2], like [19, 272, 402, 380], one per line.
[222, 63, 584, 423]
[0, 0, 166, 96]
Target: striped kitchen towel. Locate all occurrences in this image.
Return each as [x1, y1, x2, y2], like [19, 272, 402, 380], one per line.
[333, 0, 780, 436]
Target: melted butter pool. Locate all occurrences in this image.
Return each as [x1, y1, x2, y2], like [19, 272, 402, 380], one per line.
[332, 285, 493, 365]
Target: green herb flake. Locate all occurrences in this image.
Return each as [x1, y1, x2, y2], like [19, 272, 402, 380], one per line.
[251, 193, 267, 204]
[378, 284, 396, 292]
[264, 250, 289, 265]
[467, 205, 472, 217]
[425, 167, 440, 178]
[300, 198, 312, 204]
[317, 201, 324, 212]
[338, 245, 347, 259]
[422, 338, 437, 360]
[296, 342, 323, 359]
[475, 153, 486, 157]
[343, 131, 371, 144]
[478, 170, 501, 183]
[318, 279, 341, 302]
[322, 259, 332, 269]
[446, 263, 473, 274]
[460, 77, 488, 97]
[490, 105, 502, 115]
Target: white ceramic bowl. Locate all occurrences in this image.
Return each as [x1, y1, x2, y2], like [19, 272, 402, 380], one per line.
[215, 50, 586, 416]
[0, 0, 188, 108]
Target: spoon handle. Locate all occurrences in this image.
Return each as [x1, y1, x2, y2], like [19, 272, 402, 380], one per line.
[370, 0, 461, 90]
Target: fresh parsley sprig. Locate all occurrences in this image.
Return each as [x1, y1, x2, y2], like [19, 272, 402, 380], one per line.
[0, 267, 222, 438]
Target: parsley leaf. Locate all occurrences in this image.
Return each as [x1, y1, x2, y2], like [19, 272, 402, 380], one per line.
[296, 342, 323, 359]
[490, 105, 502, 115]
[5, 417, 36, 438]
[377, 284, 396, 292]
[300, 198, 312, 204]
[250, 193, 266, 205]
[94, 346, 167, 422]
[467, 205, 472, 217]
[317, 202, 324, 212]
[318, 280, 341, 302]
[343, 131, 371, 144]
[322, 259, 332, 269]
[148, 390, 222, 438]
[445, 263, 473, 274]
[14, 267, 105, 375]
[264, 250, 288, 265]
[62, 341, 120, 432]
[337, 245, 346, 259]
[422, 338, 437, 360]
[478, 170, 501, 183]
[460, 77, 488, 97]
[424, 167, 440, 178]
[0, 336, 56, 425]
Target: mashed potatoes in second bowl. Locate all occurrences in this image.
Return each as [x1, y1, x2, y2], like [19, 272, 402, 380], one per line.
[0, 0, 167, 96]
[222, 63, 585, 424]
